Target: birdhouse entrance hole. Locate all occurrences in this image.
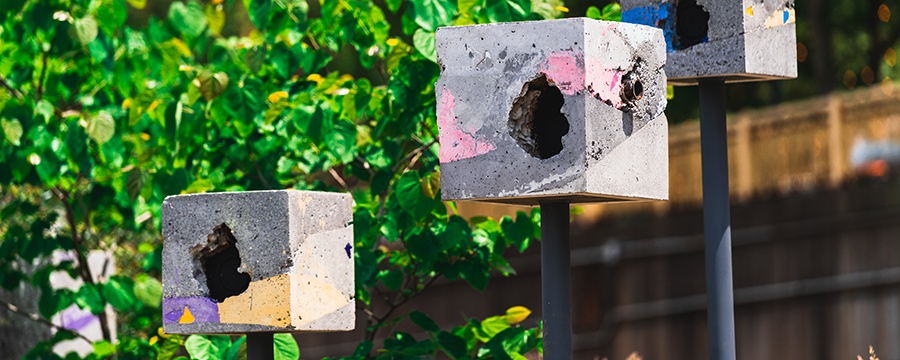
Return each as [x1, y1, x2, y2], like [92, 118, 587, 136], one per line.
[190, 223, 251, 302]
[508, 74, 570, 159]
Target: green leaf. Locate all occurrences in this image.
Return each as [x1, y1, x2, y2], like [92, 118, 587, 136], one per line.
[86, 111, 115, 144]
[504, 305, 531, 324]
[69, 16, 99, 45]
[273, 333, 299, 360]
[381, 0, 400, 12]
[437, 331, 467, 360]
[480, 315, 510, 338]
[126, 0, 146, 10]
[75, 284, 105, 314]
[126, 168, 144, 201]
[186, 178, 215, 193]
[410, 310, 439, 332]
[1, 118, 23, 146]
[586, 6, 601, 19]
[600, 3, 621, 21]
[197, 71, 230, 101]
[133, 275, 162, 308]
[484, 0, 530, 22]
[458, 0, 477, 15]
[38, 287, 61, 318]
[168, 0, 207, 38]
[408, 0, 456, 32]
[395, 171, 423, 215]
[158, 336, 184, 360]
[459, 259, 488, 290]
[102, 276, 135, 311]
[413, 29, 437, 63]
[324, 119, 357, 164]
[185, 335, 220, 360]
[223, 77, 264, 122]
[35, 100, 54, 123]
[250, 0, 273, 30]
[93, 340, 116, 357]
[96, 0, 127, 36]
[381, 269, 403, 291]
[205, 4, 226, 35]
[223, 336, 246, 360]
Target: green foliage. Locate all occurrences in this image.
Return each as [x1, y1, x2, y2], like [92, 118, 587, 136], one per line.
[0, 0, 568, 358]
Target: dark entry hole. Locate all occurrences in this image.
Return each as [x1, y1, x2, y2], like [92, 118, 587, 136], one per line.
[621, 78, 643, 102]
[676, 0, 709, 49]
[191, 223, 251, 303]
[508, 74, 569, 159]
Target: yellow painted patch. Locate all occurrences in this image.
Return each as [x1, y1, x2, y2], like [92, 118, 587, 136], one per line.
[179, 307, 195, 324]
[745, 6, 753, 16]
[290, 275, 350, 326]
[219, 274, 292, 327]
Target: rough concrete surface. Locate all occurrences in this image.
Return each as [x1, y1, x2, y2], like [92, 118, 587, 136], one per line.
[161, 190, 355, 334]
[436, 18, 669, 205]
[620, 0, 797, 84]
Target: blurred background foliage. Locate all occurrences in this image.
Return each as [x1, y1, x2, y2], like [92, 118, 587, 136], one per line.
[0, 0, 576, 358]
[0, 0, 897, 359]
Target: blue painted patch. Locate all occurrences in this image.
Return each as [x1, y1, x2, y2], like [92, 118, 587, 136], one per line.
[344, 243, 352, 259]
[622, 4, 678, 52]
[783, 10, 789, 23]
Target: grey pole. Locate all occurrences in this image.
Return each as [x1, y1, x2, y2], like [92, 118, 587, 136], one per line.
[540, 201, 572, 359]
[698, 78, 737, 360]
[247, 332, 274, 360]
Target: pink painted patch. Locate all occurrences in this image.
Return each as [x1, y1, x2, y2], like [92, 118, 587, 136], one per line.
[540, 52, 585, 96]
[437, 89, 495, 163]
[585, 57, 625, 109]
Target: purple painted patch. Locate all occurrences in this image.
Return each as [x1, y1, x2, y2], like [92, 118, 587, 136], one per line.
[162, 296, 220, 324]
[344, 243, 352, 259]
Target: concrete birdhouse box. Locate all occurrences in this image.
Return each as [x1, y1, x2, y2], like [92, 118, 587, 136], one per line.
[436, 18, 669, 205]
[620, 0, 797, 85]
[161, 190, 355, 334]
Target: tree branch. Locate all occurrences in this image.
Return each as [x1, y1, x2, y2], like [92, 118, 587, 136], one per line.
[36, 48, 50, 100]
[0, 299, 94, 343]
[0, 74, 23, 100]
[52, 187, 113, 342]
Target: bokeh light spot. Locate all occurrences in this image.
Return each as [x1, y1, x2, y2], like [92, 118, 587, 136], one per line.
[797, 42, 808, 62]
[862, 66, 875, 85]
[881, 77, 895, 96]
[878, 4, 891, 22]
[843, 70, 858, 89]
[885, 48, 897, 67]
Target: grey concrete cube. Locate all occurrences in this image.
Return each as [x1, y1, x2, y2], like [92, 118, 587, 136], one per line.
[436, 18, 669, 205]
[161, 190, 355, 334]
[621, 0, 797, 85]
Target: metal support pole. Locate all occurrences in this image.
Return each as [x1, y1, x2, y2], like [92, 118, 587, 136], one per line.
[540, 201, 571, 359]
[247, 332, 274, 360]
[698, 78, 737, 360]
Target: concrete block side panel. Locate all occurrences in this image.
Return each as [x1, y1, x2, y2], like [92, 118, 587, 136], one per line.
[665, 36, 748, 81]
[161, 191, 291, 300]
[583, 20, 667, 162]
[436, 19, 590, 201]
[621, 0, 797, 83]
[585, 114, 669, 201]
[744, 23, 798, 79]
[161, 190, 355, 334]
[436, 19, 668, 204]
